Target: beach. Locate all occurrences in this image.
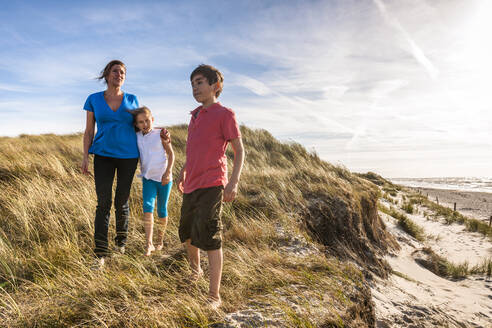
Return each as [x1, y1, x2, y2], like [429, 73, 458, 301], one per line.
[408, 187, 492, 222]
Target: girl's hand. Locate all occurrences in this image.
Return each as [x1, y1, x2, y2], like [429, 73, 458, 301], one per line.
[161, 173, 171, 186]
[81, 157, 90, 175]
[160, 128, 171, 143]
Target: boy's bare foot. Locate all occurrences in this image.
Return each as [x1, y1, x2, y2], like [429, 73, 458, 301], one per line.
[144, 244, 155, 257]
[188, 268, 204, 282]
[207, 294, 221, 310]
[155, 243, 164, 251]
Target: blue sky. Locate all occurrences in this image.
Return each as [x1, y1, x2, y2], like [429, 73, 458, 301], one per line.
[1, 0, 491, 178]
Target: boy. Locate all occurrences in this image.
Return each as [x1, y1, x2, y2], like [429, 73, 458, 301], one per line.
[176, 64, 244, 309]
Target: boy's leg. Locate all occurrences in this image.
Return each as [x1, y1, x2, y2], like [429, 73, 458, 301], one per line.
[93, 155, 116, 258]
[180, 191, 203, 276]
[113, 158, 138, 248]
[185, 239, 202, 276]
[156, 181, 172, 250]
[193, 186, 224, 299]
[207, 248, 223, 301]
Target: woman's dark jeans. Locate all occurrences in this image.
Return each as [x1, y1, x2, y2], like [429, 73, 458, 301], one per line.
[93, 155, 138, 258]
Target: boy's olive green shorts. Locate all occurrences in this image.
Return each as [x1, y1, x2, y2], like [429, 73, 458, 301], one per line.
[179, 186, 224, 251]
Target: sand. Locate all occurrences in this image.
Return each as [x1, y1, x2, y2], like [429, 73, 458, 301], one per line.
[408, 187, 492, 222]
[372, 191, 492, 328]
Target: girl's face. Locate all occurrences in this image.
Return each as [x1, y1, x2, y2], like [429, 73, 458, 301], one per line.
[135, 112, 154, 134]
[106, 64, 126, 87]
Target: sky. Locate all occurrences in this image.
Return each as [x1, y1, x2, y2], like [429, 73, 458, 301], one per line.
[0, 0, 491, 178]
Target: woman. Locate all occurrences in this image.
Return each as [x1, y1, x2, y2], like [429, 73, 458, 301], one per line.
[81, 60, 140, 269]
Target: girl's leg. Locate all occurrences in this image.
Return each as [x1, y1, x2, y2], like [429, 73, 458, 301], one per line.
[156, 181, 173, 250]
[155, 217, 168, 251]
[142, 178, 158, 256]
[93, 155, 116, 258]
[143, 212, 155, 256]
[113, 158, 138, 248]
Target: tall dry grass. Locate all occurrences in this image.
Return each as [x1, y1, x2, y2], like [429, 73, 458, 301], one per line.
[0, 127, 381, 327]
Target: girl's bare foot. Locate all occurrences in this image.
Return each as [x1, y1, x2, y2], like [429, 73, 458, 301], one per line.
[155, 232, 165, 251]
[144, 244, 155, 256]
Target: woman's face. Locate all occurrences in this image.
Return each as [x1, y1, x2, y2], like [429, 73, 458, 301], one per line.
[106, 64, 126, 87]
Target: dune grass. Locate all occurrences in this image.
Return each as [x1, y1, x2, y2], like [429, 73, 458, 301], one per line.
[378, 204, 425, 242]
[416, 248, 492, 280]
[407, 194, 492, 239]
[0, 127, 385, 327]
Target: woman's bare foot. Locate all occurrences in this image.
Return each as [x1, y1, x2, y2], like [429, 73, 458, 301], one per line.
[144, 244, 155, 256]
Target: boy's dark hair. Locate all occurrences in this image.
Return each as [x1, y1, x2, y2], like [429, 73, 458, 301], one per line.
[190, 64, 224, 98]
[97, 60, 126, 84]
[127, 106, 152, 132]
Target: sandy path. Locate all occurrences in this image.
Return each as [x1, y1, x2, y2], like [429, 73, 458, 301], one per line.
[408, 187, 492, 222]
[372, 195, 492, 328]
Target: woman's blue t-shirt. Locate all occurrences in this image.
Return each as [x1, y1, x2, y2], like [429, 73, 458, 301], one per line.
[84, 91, 140, 159]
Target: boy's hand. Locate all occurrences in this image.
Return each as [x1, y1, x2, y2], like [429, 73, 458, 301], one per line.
[160, 128, 171, 143]
[161, 173, 171, 186]
[223, 182, 238, 202]
[176, 170, 185, 193]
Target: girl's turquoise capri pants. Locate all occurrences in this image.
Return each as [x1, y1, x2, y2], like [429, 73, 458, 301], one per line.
[142, 178, 172, 218]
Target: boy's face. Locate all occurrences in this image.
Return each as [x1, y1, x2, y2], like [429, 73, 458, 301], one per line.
[191, 74, 217, 104]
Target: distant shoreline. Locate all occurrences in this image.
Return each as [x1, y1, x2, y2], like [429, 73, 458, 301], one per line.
[406, 187, 492, 222]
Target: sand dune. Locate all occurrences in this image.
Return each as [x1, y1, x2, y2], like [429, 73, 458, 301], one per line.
[373, 191, 492, 328]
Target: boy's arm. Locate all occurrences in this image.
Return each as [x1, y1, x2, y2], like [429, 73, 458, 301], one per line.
[161, 138, 174, 185]
[223, 137, 245, 202]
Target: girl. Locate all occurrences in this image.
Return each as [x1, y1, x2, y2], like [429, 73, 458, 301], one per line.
[131, 107, 174, 256]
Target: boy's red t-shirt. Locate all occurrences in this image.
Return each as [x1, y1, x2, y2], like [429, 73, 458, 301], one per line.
[183, 102, 241, 194]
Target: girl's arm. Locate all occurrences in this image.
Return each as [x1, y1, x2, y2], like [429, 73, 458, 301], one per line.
[81, 111, 95, 175]
[161, 138, 174, 186]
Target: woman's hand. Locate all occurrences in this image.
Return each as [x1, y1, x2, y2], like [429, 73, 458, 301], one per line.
[81, 157, 90, 175]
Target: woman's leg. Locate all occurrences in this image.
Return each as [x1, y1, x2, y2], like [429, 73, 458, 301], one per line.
[114, 158, 138, 248]
[156, 181, 172, 250]
[93, 155, 116, 258]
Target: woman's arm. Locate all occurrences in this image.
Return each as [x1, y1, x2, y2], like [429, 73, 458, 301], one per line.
[161, 138, 174, 185]
[81, 111, 95, 175]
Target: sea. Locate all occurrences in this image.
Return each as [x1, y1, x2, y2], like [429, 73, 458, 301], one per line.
[390, 177, 492, 194]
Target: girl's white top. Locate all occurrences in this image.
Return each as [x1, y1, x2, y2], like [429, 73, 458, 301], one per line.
[136, 129, 169, 182]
